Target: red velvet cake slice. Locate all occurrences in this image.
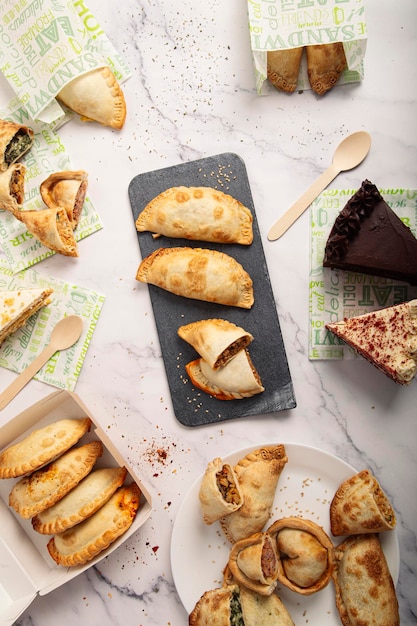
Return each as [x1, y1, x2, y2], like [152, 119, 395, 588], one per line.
[326, 299, 417, 384]
[323, 180, 417, 285]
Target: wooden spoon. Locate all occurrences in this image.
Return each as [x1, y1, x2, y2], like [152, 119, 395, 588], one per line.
[267, 131, 372, 241]
[0, 315, 83, 410]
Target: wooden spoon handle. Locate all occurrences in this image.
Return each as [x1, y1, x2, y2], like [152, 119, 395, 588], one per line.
[267, 164, 339, 241]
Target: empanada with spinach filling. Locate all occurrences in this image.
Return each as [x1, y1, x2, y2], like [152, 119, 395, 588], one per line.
[0, 119, 34, 172]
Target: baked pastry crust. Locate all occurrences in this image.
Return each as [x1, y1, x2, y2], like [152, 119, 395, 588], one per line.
[0, 417, 90, 479]
[330, 469, 396, 537]
[306, 43, 347, 95]
[47, 482, 141, 566]
[0, 287, 53, 347]
[0, 163, 26, 211]
[32, 466, 127, 534]
[178, 318, 253, 369]
[199, 457, 243, 525]
[267, 48, 304, 93]
[136, 186, 253, 245]
[333, 534, 399, 626]
[0, 119, 34, 172]
[136, 247, 254, 308]
[220, 445, 288, 543]
[9, 440, 103, 518]
[226, 531, 279, 595]
[40, 170, 88, 228]
[14, 206, 78, 256]
[57, 66, 126, 130]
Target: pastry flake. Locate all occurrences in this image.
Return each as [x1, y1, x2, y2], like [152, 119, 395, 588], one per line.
[136, 246, 254, 308]
[330, 469, 396, 537]
[14, 206, 79, 257]
[57, 66, 127, 130]
[178, 318, 253, 369]
[47, 482, 141, 566]
[199, 457, 243, 525]
[306, 42, 347, 95]
[0, 287, 54, 348]
[9, 440, 103, 518]
[226, 531, 279, 595]
[267, 48, 304, 93]
[0, 163, 26, 212]
[136, 186, 253, 245]
[0, 118, 34, 172]
[40, 170, 88, 228]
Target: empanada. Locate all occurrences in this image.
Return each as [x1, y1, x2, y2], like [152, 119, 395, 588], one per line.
[9, 441, 103, 518]
[0, 417, 90, 479]
[32, 466, 127, 534]
[136, 247, 254, 308]
[330, 469, 396, 537]
[220, 445, 288, 543]
[0, 119, 34, 172]
[306, 43, 347, 95]
[57, 66, 126, 130]
[267, 48, 304, 93]
[47, 482, 141, 567]
[186, 349, 264, 401]
[136, 186, 253, 244]
[333, 534, 399, 626]
[0, 287, 53, 348]
[14, 206, 78, 256]
[40, 170, 88, 228]
[0, 163, 26, 211]
[226, 531, 279, 595]
[199, 457, 243, 525]
[178, 318, 253, 369]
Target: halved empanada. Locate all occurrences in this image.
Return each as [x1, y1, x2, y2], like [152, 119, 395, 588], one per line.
[136, 247, 254, 308]
[220, 445, 288, 543]
[226, 531, 279, 595]
[267, 48, 304, 93]
[199, 457, 243, 525]
[9, 441, 103, 518]
[40, 170, 88, 228]
[57, 66, 126, 129]
[14, 206, 78, 256]
[186, 349, 264, 401]
[47, 482, 141, 567]
[306, 43, 347, 95]
[0, 163, 26, 212]
[330, 469, 396, 537]
[178, 318, 253, 369]
[136, 186, 253, 244]
[32, 466, 127, 534]
[0, 119, 34, 172]
[0, 417, 91, 479]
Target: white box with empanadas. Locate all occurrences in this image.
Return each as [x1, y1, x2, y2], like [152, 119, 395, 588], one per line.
[0, 390, 153, 626]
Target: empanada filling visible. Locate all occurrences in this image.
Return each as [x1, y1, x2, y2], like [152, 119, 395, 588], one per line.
[5, 131, 32, 168]
[261, 535, 278, 580]
[216, 465, 242, 507]
[216, 336, 252, 368]
[74, 179, 88, 224]
[10, 168, 24, 203]
[230, 590, 244, 626]
[374, 483, 396, 525]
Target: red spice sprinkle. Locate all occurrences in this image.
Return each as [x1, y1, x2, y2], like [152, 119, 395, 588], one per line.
[152, 545, 159, 553]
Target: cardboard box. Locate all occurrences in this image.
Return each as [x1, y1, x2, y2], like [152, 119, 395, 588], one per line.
[0, 391, 153, 625]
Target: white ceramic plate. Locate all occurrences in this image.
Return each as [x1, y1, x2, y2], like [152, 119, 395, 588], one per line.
[171, 442, 399, 622]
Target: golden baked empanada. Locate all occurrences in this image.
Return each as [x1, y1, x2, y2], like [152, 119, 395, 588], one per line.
[220, 445, 288, 543]
[226, 531, 279, 595]
[267, 48, 304, 93]
[136, 247, 254, 308]
[47, 482, 141, 567]
[333, 534, 399, 626]
[32, 466, 127, 534]
[14, 206, 78, 256]
[0, 287, 53, 348]
[9, 441, 103, 518]
[330, 469, 396, 537]
[0, 119, 34, 172]
[0, 163, 26, 211]
[306, 42, 347, 95]
[40, 170, 88, 228]
[199, 457, 243, 525]
[178, 318, 253, 369]
[186, 349, 264, 401]
[136, 186, 253, 244]
[57, 66, 126, 129]
[0, 417, 90, 479]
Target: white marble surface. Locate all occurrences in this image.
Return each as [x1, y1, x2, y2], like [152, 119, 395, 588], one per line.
[1, 0, 416, 624]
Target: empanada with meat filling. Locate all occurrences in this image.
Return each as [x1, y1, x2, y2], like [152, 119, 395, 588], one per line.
[178, 318, 253, 369]
[136, 247, 254, 308]
[186, 349, 264, 401]
[14, 206, 78, 256]
[199, 457, 243, 525]
[220, 445, 288, 543]
[306, 42, 347, 95]
[47, 482, 141, 566]
[40, 170, 88, 228]
[0, 119, 33, 172]
[136, 186, 253, 244]
[0, 163, 26, 211]
[9, 441, 102, 518]
[226, 531, 279, 595]
[330, 469, 396, 536]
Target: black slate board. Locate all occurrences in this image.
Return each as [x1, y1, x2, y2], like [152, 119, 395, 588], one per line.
[128, 153, 296, 426]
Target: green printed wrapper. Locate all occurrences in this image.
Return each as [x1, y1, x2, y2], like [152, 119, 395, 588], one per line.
[0, 0, 130, 124]
[247, 0, 367, 94]
[0, 264, 105, 391]
[309, 188, 417, 360]
[0, 98, 103, 274]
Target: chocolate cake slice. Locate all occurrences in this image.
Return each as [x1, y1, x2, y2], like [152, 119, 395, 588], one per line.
[323, 180, 417, 285]
[326, 299, 417, 384]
